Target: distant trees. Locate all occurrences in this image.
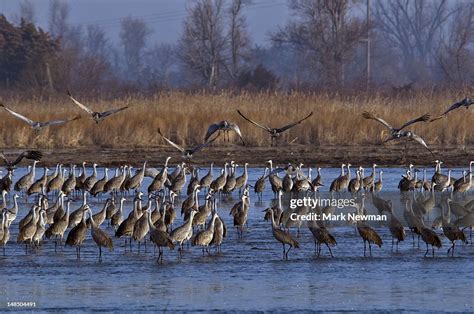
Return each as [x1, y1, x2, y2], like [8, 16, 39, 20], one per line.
[272, 0, 366, 88]
[119, 17, 152, 81]
[178, 0, 251, 88]
[1, 0, 473, 94]
[0, 15, 59, 88]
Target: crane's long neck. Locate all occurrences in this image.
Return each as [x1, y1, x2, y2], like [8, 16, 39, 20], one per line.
[270, 209, 277, 229]
[120, 199, 125, 213]
[93, 165, 97, 176]
[147, 211, 155, 230]
[340, 165, 345, 176]
[32, 162, 37, 176]
[278, 192, 282, 209]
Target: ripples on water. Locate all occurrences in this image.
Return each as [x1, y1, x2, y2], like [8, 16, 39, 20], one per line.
[0, 167, 473, 311]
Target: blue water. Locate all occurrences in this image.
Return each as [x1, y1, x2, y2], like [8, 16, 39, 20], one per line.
[0, 165, 472, 312]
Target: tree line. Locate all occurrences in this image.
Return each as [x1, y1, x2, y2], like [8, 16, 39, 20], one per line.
[0, 0, 473, 96]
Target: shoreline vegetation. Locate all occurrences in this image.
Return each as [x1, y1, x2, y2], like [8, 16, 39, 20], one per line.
[0, 91, 472, 166]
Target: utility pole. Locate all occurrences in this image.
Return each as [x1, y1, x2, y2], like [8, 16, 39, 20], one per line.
[366, 0, 371, 91]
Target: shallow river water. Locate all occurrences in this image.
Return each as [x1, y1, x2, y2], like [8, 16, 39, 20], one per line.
[0, 166, 473, 312]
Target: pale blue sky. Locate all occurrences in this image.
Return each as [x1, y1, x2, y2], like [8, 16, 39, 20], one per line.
[0, 0, 290, 45]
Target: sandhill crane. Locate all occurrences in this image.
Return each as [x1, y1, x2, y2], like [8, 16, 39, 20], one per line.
[282, 171, 293, 193]
[238, 110, 313, 146]
[267, 208, 300, 260]
[181, 185, 199, 218]
[443, 224, 467, 257]
[67, 89, 128, 123]
[388, 201, 405, 251]
[17, 205, 39, 254]
[223, 162, 237, 195]
[264, 190, 283, 225]
[164, 191, 177, 228]
[454, 213, 474, 243]
[68, 192, 87, 228]
[356, 221, 383, 257]
[403, 198, 423, 246]
[362, 111, 432, 153]
[28, 167, 49, 196]
[205, 120, 245, 145]
[15, 160, 38, 194]
[454, 161, 473, 194]
[47, 165, 65, 194]
[133, 208, 150, 253]
[111, 197, 126, 230]
[435, 169, 451, 192]
[170, 208, 198, 257]
[91, 168, 108, 197]
[0, 150, 42, 170]
[363, 164, 377, 189]
[87, 199, 110, 228]
[1, 210, 10, 255]
[311, 167, 323, 192]
[370, 170, 383, 192]
[199, 163, 213, 191]
[193, 191, 213, 229]
[148, 157, 171, 196]
[116, 193, 142, 251]
[192, 212, 218, 254]
[348, 168, 362, 194]
[45, 200, 70, 252]
[234, 163, 248, 195]
[0, 103, 80, 131]
[170, 164, 187, 194]
[0, 170, 13, 194]
[126, 162, 147, 191]
[233, 193, 249, 238]
[61, 165, 77, 196]
[147, 208, 174, 263]
[431, 98, 474, 121]
[65, 207, 88, 258]
[32, 210, 46, 247]
[75, 162, 87, 193]
[186, 168, 200, 196]
[5, 194, 19, 227]
[83, 163, 98, 192]
[105, 166, 124, 194]
[158, 128, 217, 160]
[105, 198, 117, 221]
[267, 160, 283, 196]
[254, 167, 267, 200]
[210, 200, 226, 253]
[330, 164, 351, 192]
[308, 225, 337, 258]
[86, 208, 113, 262]
[419, 226, 442, 257]
[210, 163, 228, 194]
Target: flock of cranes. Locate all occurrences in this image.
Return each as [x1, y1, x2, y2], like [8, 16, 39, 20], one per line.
[0, 150, 472, 262]
[0, 96, 471, 262]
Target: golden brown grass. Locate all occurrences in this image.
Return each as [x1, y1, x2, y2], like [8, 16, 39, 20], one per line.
[0, 90, 472, 149]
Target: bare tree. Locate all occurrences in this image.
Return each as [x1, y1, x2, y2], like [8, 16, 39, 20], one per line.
[143, 43, 178, 89]
[179, 0, 227, 88]
[373, 0, 458, 83]
[119, 16, 151, 81]
[435, 1, 474, 86]
[272, 0, 365, 87]
[86, 25, 109, 58]
[48, 0, 69, 39]
[227, 0, 252, 80]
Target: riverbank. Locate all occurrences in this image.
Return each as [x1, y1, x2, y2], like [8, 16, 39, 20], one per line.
[2, 144, 471, 167]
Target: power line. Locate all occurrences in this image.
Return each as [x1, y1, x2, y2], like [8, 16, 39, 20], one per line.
[70, 0, 287, 29]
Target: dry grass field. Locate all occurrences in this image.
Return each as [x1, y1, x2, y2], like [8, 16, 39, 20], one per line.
[0, 90, 472, 149]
